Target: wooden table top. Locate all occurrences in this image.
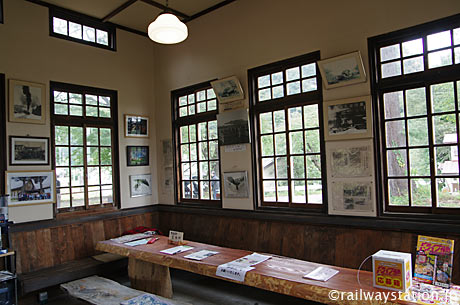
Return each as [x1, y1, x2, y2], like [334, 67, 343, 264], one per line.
[97, 236, 421, 305]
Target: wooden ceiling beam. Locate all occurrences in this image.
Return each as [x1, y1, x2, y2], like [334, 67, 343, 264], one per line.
[184, 0, 236, 23]
[102, 0, 139, 22]
[139, 0, 189, 20]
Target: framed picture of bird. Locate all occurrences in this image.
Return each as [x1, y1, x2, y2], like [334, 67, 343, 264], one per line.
[129, 174, 152, 197]
[223, 171, 249, 198]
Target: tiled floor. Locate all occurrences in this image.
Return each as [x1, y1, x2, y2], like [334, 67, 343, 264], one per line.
[37, 268, 320, 305]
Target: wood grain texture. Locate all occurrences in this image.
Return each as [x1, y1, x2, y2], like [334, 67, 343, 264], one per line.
[97, 236, 421, 305]
[128, 257, 173, 298]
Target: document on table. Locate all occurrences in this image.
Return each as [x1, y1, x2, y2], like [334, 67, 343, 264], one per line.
[303, 266, 339, 281]
[184, 250, 219, 261]
[124, 238, 150, 247]
[160, 245, 194, 255]
[111, 231, 157, 243]
[216, 263, 254, 282]
[232, 253, 272, 266]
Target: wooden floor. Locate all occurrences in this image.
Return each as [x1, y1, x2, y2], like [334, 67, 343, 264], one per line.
[23, 268, 319, 305]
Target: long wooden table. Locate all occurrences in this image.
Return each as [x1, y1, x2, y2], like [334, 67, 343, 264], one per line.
[96, 236, 421, 305]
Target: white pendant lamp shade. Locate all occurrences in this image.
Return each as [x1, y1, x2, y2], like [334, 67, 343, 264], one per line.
[148, 13, 188, 44]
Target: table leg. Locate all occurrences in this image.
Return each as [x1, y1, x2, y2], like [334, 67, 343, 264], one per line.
[128, 257, 173, 298]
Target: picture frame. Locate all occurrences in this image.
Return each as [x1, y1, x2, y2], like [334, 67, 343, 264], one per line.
[9, 79, 46, 124]
[127, 146, 149, 166]
[210, 76, 244, 104]
[223, 171, 249, 198]
[323, 95, 372, 141]
[5, 170, 56, 206]
[217, 108, 250, 145]
[129, 174, 152, 197]
[326, 139, 376, 217]
[125, 114, 149, 138]
[9, 136, 49, 165]
[317, 51, 366, 89]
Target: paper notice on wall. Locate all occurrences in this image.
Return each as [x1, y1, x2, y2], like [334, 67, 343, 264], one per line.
[224, 144, 247, 152]
[216, 263, 254, 282]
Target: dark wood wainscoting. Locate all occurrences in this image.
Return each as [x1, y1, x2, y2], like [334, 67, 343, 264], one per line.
[158, 210, 460, 283]
[11, 211, 158, 274]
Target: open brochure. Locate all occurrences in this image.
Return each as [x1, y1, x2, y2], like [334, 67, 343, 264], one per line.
[215, 252, 271, 282]
[111, 231, 157, 244]
[303, 266, 339, 282]
[160, 245, 194, 255]
[184, 250, 219, 261]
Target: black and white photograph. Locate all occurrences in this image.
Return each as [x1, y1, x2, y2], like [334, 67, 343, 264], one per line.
[130, 174, 152, 197]
[217, 108, 250, 145]
[223, 171, 249, 198]
[125, 114, 149, 138]
[9, 79, 46, 124]
[317, 51, 366, 89]
[329, 181, 376, 216]
[327, 140, 373, 178]
[323, 96, 372, 141]
[6, 170, 55, 206]
[210, 76, 244, 104]
[10, 136, 49, 165]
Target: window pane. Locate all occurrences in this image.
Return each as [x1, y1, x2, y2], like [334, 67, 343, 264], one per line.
[188, 105, 195, 115]
[408, 118, 428, 146]
[179, 107, 187, 117]
[209, 140, 219, 159]
[258, 88, 271, 101]
[290, 156, 305, 178]
[55, 104, 68, 115]
[292, 180, 306, 203]
[427, 30, 451, 51]
[87, 147, 99, 165]
[99, 96, 110, 107]
[455, 47, 460, 64]
[287, 81, 301, 95]
[388, 179, 409, 206]
[263, 181, 276, 202]
[197, 102, 206, 113]
[55, 126, 69, 145]
[454, 28, 460, 45]
[289, 131, 304, 154]
[402, 38, 423, 57]
[428, 49, 453, 69]
[89, 186, 101, 205]
[182, 163, 190, 179]
[275, 134, 286, 155]
[208, 121, 218, 140]
[277, 180, 288, 202]
[53, 17, 67, 35]
[102, 185, 113, 203]
[181, 145, 189, 162]
[437, 178, 460, 207]
[433, 114, 457, 144]
[70, 105, 83, 116]
[100, 147, 112, 165]
[180, 126, 189, 143]
[198, 122, 207, 141]
[381, 61, 402, 78]
[272, 85, 284, 99]
[380, 44, 400, 62]
[70, 127, 83, 145]
[69, 93, 82, 104]
[431, 82, 455, 113]
[54, 91, 68, 103]
[271, 72, 283, 85]
[273, 110, 285, 132]
[99, 107, 110, 118]
[403, 56, 424, 74]
[436, 146, 459, 175]
[302, 63, 316, 78]
[101, 166, 112, 184]
[55, 147, 69, 166]
[72, 167, 84, 186]
[258, 75, 270, 88]
[207, 88, 216, 99]
[288, 107, 303, 130]
[411, 179, 431, 207]
[306, 155, 321, 178]
[57, 188, 70, 208]
[302, 78, 317, 92]
[208, 100, 217, 112]
[197, 90, 206, 102]
[191, 162, 198, 179]
[189, 124, 197, 142]
[72, 187, 85, 207]
[387, 150, 407, 176]
[87, 106, 98, 117]
[276, 157, 287, 178]
[406, 88, 426, 117]
[86, 127, 99, 145]
[305, 129, 320, 153]
[262, 158, 275, 179]
[307, 181, 322, 204]
[286, 67, 300, 81]
[200, 181, 210, 200]
[259, 112, 273, 134]
[199, 142, 208, 160]
[409, 148, 430, 176]
[190, 144, 197, 161]
[69, 22, 82, 39]
[200, 162, 209, 180]
[384, 91, 404, 119]
[96, 29, 109, 45]
[385, 120, 406, 147]
[86, 94, 98, 105]
[71, 147, 83, 165]
[88, 167, 100, 185]
[56, 168, 70, 187]
[100, 128, 111, 146]
[303, 105, 319, 128]
[83, 26, 95, 42]
[261, 135, 274, 156]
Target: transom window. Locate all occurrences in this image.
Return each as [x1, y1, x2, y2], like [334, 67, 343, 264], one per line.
[51, 82, 119, 213]
[369, 13, 460, 215]
[249, 51, 326, 209]
[172, 82, 221, 205]
[50, 8, 116, 50]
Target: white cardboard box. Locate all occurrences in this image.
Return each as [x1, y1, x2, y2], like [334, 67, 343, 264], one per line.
[372, 250, 412, 291]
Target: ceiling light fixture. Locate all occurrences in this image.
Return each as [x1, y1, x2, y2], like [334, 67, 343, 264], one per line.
[147, 0, 188, 44]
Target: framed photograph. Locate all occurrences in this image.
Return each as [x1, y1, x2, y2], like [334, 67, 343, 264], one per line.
[210, 76, 244, 104]
[217, 108, 250, 145]
[328, 180, 376, 217]
[223, 171, 249, 198]
[9, 79, 46, 124]
[125, 114, 149, 138]
[127, 146, 149, 166]
[326, 139, 374, 178]
[130, 174, 152, 197]
[317, 51, 366, 89]
[323, 96, 372, 141]
[5, 170, 55, 206]
[9, 136, 49, 165]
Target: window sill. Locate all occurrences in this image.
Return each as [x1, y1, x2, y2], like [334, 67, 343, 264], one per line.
[56, 206, 118, 220]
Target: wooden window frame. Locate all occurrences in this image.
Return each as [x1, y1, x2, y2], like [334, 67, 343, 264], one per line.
[50, 81, 120, 214]
[171, 80, 222, 207]
[248, 51, 327, 211]
[368, 13, 460, 216]
[0, 0, 3, 24]
[49, 7, 116, 51]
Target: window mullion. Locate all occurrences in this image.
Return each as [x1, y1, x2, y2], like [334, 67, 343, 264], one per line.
[82, 124, 89, 209]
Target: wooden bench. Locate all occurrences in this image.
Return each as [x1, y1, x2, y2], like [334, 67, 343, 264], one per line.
[18, 255, 127, 295]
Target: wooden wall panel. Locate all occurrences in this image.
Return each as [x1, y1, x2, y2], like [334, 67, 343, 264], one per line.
[158, 211, 460, 283]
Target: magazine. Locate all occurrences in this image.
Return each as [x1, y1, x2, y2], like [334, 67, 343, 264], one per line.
[415, 235, 455, 289]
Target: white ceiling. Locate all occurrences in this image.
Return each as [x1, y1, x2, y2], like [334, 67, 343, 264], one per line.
[39, 0, 234, 33]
